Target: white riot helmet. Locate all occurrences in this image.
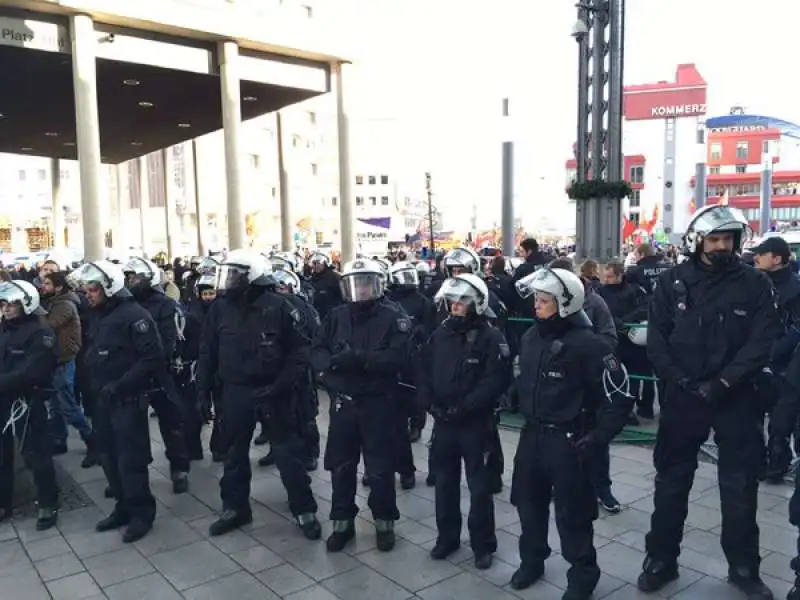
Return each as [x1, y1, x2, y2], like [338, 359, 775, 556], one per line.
[273, 267, 302, 294]
[0, 280, 41, 318]
[340, 258, 386, 303]
[270, 251, 300, 274]
[196, 256, 220, 277]
[443, 247, 481, 276]
[388, 261, 419, 288]
[309, 252, 331, 268]
[435, 273, 490, 315]
[123, 256, 164, 291]
[682, 204, 751, 255]
[218, 249, 274, 292]
[71, 260, 127, 297]
[415, 261, 431, 275]
[516, 267, 585, 318]
[628, 323, 648, 346]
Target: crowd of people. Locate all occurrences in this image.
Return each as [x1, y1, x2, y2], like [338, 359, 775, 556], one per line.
[1, 203, 799, 599]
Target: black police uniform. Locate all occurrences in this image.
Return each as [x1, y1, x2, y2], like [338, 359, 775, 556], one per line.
[775, 348, 800, 599]
[762, 265, 800, 481]
[86, 293, 162, 531]
[388, 284, 436, 457]
[625, 254, 672, 295]
[175, 300, 205, 461]
[137, 289, 190, 476]
[283, 292, 322, 468]
[642, 257, 782, 587]
[310, 298, 410, 546]
[417, 316, 510, 560]
[511, 312, 632, 594]
[310, 266, 343, 321]
[197, 288, 317, 530]
[0, 314, 59, 521]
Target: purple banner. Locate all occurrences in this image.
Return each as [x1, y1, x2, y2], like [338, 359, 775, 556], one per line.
[357, 217, 391, 229]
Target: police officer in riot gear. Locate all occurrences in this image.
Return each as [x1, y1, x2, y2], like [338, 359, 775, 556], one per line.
[198, 251, 321, 539]
[509, 268, 633, 599]
[0, 280, 60, 530]
[309, 252, 343, 321]
[257, 267, 321, 472]
[751, 236, 800, 483]
[311, 258, 411, 553]
[124, 257, 190, 494]
[418, 274, 510, 570]
[271, 251, 315, 303]
[639, 205, 781, 599]
[387, 261, 436, 449]
[76, 260, 163, 543]
[624, 243, 671, 295]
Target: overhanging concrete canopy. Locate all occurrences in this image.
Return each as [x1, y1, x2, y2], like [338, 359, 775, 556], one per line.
[0, 13, 331, 163]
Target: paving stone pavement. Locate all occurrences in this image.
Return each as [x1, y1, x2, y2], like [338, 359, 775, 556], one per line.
[0, 395, 797, 600]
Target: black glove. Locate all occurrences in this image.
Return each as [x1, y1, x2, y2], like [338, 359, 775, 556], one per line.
[197, 390, 212, 423]
[330, 349, 363, 371]
[98, 383, 117, 406]
[573, 432, 602, 458]
[695, 379, 727, 404]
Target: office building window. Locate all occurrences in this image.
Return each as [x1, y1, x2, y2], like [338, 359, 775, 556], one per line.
[735, 164, 747, 174]
[59, 169, 69, 180]
[368, 175, 376, 185]
[763, 140, 770, 154]
[292, 135, 301, 148]
[311, 163, 318, 176]
[248, 154, 260, 169]
[628, 212, 641, 226]
[380, 175, 389, 185]
[18, 170, 26, 182]
[629, 166, 644, 184]
[736, 141, 748, 160]
[709, 166, 720, 175]
[355, 175, 363, 185]
[381, 196, 389, 205]
[264, 128, 274, 141]
[37, 169, 46, 182]
[710, 142, 722, 161]
[369, 196, 377, 206]
[629, 189, 640, 207]
[308, 111, 317, 125]
[356, 196, 364, 206]
[301, 4, 313, 17]
[331, 196, 338, 206]
[271, 187, 277, 198]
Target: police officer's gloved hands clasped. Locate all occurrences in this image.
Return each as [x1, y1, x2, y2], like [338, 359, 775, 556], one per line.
[573, 431, 603, 458]
[98, 383, 117, 406]
[330, 349, 364, 371]
[695, 379, 728, 404]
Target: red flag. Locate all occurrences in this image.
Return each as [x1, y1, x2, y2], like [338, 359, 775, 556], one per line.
[622, 215, 637, 240]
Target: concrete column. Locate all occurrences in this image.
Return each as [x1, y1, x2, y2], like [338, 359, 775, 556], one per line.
[333, 62, 355, 262]
[760, 153, 774, 235]
[138, 156, 150, 256]
[500, 98, 514, 257]
[50, 158, 65, 249]
[70, 14, 104, 261]
[276, 112, 293, 252]
[218, 41, 246, 250]
[161, 148, 176, 259]
[113, 163, 124, 251]
[190, 140, 206, 256]
[694, 121, 707, 211]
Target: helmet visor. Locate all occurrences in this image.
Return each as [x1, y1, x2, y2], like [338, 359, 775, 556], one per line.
[444, 249, 477, 272]
[435, 278, 483, 312]
[0, 282, 28, 309]
[72, 263, 113, 290]
[217, 265, 249, 291]
[273, 268, 300, 293]
[692, 206, 751, 236]
[516, 268, 558, 300]
[340, 273, 384, 303]
[390, 268, 419, 287]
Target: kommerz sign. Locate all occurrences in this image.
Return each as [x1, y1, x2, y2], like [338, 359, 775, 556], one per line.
[651, 104, 707, 117]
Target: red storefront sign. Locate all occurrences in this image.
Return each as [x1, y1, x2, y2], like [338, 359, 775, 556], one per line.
[624, 86, 708, 121]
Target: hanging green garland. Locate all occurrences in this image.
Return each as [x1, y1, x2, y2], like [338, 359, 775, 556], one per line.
[567, 180, 632, 201]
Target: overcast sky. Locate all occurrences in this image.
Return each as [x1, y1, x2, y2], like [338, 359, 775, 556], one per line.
[333, 0, 797, 231]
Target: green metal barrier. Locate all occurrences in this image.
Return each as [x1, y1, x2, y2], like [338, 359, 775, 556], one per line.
[501, 318, 658, 443]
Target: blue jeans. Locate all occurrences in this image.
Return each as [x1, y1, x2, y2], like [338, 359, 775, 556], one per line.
[51, 360, 92, 443]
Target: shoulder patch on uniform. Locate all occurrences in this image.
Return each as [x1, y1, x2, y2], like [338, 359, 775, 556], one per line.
[602, 353, 620, 371]
[42, 334, 55, 348]
[499, 343, 510, 358]
[133, 319, 150, 334]
[397, 318, 410, 333]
